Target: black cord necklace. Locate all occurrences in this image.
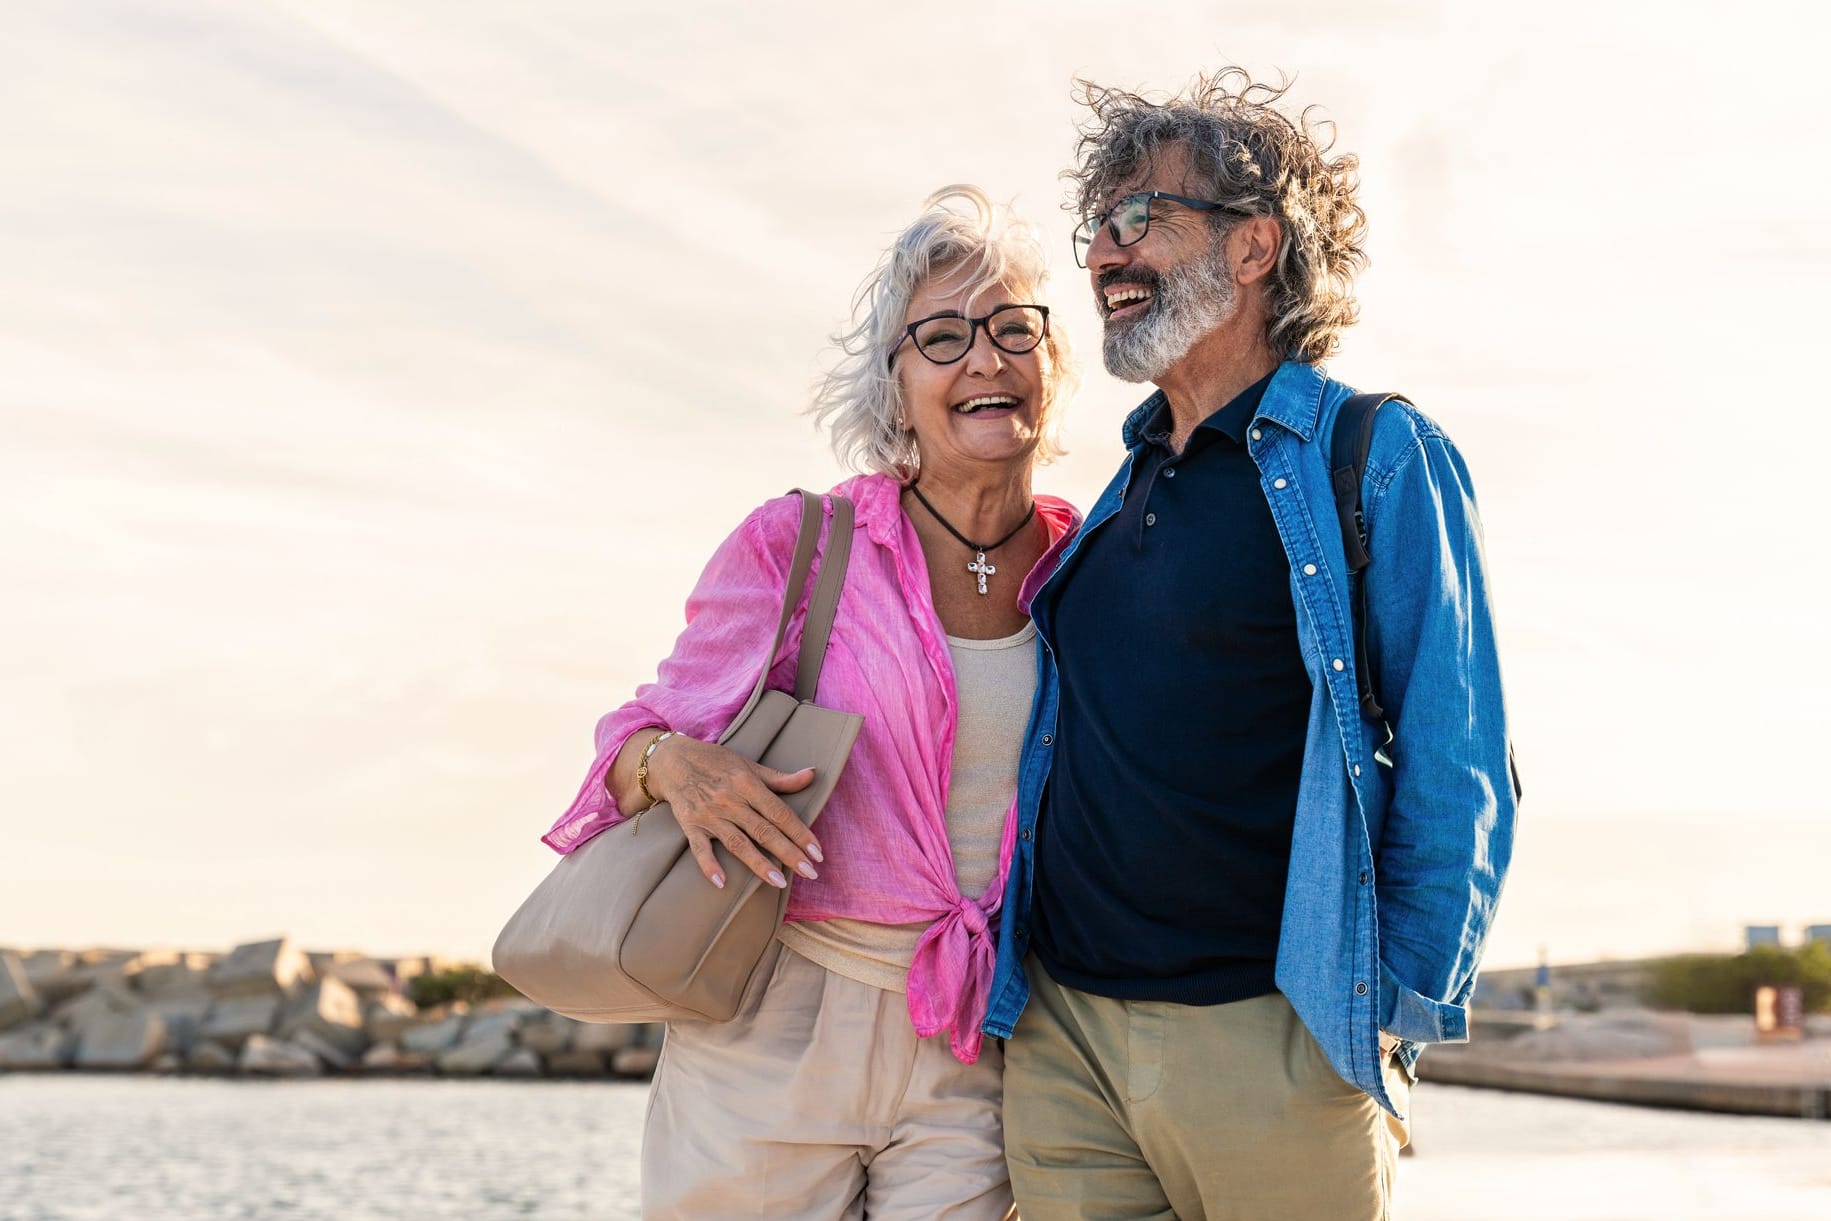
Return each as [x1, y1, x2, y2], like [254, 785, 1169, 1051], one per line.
[907, 484, 1037, 596]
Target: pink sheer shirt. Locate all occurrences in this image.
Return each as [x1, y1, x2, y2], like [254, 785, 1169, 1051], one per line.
[543, 472, 1079, 1063]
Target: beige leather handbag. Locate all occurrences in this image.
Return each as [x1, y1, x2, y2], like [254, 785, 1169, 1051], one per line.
[492, 491, 863, 1023]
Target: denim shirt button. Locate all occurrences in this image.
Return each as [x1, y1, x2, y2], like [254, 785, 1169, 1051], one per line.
[1303, 563, 1317, 576]
[1021, 829, 1033, 841]
[1355, 981, 1369, 996]
[1358, 871, 1369, 884]
[1353, 764, 1362, 777]
[1041, 733, 1053, 745]
[1251, 428, 1263, 442]
[1332, 658, 1346, 672]
[1273, 477, 1288, 489]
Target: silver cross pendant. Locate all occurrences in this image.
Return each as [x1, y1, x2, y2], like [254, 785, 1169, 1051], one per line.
[966, 551, 996, 596]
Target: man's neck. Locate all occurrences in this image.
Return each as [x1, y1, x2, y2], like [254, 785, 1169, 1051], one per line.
[1154, 324, 1280, 453]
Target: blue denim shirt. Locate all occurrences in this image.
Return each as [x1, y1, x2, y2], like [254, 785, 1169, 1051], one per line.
[984, 359, 1517, 1117]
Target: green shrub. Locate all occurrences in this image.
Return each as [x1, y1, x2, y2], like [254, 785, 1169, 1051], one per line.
[407, 964, 521, 1009]
[1644, 942, 1831, 1014]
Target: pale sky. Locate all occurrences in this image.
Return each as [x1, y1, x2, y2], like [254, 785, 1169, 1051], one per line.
[3, 0, 1828, 971]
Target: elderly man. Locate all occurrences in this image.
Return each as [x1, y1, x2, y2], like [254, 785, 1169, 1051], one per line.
[984, 70, 1518, 1219]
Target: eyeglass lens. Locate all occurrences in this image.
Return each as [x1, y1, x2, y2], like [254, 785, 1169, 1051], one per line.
[1073, 194, 1154, 266]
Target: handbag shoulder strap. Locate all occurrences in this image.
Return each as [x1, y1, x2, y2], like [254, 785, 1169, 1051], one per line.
[796, 494, 854, 701]
[726, 490, 854, 729]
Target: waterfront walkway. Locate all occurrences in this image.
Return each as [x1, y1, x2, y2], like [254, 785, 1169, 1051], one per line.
[1424, 1019, 1831, 1119]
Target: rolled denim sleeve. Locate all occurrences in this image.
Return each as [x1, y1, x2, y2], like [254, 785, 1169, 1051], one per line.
[1363, 425, 1517, 1044]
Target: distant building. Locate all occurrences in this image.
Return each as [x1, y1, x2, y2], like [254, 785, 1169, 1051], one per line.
[1745, 924, 1782, 949]
[1806, 924, 1831, 947]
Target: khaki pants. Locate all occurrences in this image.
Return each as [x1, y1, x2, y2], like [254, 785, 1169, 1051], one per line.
[642, 940, 1016, 1221]
[1004, 958, 1409, 1221]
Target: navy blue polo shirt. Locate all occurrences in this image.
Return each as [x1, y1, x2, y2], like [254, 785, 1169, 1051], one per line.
[1030, 372, 1310, 1005]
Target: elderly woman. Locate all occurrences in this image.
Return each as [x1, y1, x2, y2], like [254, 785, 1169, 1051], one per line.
[540, 187, 1078, 1220]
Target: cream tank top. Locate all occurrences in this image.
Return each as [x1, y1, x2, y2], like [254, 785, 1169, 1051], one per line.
[777, 621, 1039, 993]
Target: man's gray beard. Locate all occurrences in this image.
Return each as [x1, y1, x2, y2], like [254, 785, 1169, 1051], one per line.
[1101, 235, 1238, 384]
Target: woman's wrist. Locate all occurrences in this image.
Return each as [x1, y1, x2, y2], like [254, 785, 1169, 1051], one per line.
[635, 729, 677, 807]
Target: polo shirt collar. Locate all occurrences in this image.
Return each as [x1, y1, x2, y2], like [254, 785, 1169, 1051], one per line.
[1120, 360, 1308, 452]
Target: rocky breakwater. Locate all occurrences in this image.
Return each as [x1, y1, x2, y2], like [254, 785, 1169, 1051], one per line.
[0, 938, 662, 1080]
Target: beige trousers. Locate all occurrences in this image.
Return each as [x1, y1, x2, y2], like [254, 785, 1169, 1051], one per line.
[642, 940, 1016, 1221]
[1004, 958, 1410, 1221]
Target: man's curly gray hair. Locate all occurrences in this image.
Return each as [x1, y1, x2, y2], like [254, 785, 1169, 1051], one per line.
[1067, 69, 1369, 364]
[810, 186, 1073, 478]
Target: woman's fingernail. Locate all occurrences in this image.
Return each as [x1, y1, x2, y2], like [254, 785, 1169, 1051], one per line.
[767, 870, 787, 889]
[796, 862, 818, 880]
[806, 841, 825, 863]
[711, 872, 725, 889]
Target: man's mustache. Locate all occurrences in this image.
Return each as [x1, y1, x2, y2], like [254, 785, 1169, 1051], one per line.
[1096, 269, 1159, 292]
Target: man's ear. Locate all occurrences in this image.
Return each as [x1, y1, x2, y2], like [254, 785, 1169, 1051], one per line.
[1232, 216, 1283, 287]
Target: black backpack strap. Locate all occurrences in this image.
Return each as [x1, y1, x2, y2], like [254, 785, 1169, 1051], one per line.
[1331, 392, 1409, 732]
[1331, 391, 1523, 802]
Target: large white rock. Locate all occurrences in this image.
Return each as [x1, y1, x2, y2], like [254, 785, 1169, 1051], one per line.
[199, 995, 281, 1047]
[306, 950, 362, 974]
[0, 952, 43, 1030]
[389, 957, 432, 985]
[61, 951, 137, 1000]
[291, 1028, 356, 1072]
[21, 950, 75, 982]
[279, 977, 366, 1056]
[494, 1048, 542, 1077]
[128, 952, 216, 999]
[541, 1049, 606, 1077]
[75, 1009, 168, 1070]
[516, 1012, 578, 1056]
[326, 958, 395, 996]
[147, 995, 213, 1057]
[53, 983, 140, 1033]
[573, 1022, 642, 1054]
[360, 1043, 431, 1074]
[611, 1046, 661, 1078]
[461, 1010, 521, 1047]
[436, 1029, 514, 1075]
[365, 994, 420, 1044]
[400, 1014, 466, 1055]
[238, 1034, 322, 1077]
[186, 1041, 237, 1072]
[20, 952, 84, 1006]
[207, 938, 313, 999]
[0, 1022, 74, 1069]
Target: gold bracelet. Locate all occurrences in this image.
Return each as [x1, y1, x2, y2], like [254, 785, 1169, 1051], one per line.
[635, 730, 676, 809]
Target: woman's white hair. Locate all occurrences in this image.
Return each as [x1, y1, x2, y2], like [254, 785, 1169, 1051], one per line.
[809, 185, 1074, 478]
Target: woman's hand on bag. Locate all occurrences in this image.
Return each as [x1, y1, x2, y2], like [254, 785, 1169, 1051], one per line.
[645, 734, 823, 890]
